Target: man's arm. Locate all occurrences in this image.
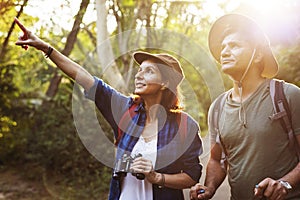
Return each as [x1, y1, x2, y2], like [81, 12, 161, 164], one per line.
[254, 134, 300, 200]
[204, 143, 227, 195]
[190, 142, 227, 200]
[279, 134, 300, 187]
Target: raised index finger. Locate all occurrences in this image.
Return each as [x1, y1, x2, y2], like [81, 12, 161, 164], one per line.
[14, 17, 28, 39]
[14, 17, 25, 31]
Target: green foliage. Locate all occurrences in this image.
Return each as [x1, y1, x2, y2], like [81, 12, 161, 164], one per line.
[27, 98, 110, 199]
[276, 39, 300, 86]
[0, 80, 111, 198]
[0, 4, 112, 195]
[0, 0, 300, 198]
[0, 63, 19, 144]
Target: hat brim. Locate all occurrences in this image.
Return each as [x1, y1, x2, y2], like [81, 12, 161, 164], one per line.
[133, 51, 184, 85]
[208, 14, 278, 78]
[133, 51, 169, 67]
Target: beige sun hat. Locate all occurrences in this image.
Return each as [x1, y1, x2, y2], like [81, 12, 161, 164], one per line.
[208, 13, 279, 78]
[133, 51, 184, 85]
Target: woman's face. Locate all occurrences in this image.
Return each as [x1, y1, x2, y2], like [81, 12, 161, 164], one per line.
[134, 60, 164, 96]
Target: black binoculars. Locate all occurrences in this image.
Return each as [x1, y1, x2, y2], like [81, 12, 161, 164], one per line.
[112, 153, 145, 180]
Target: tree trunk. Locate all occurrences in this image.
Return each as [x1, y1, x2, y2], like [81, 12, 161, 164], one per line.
[96, 0, 127, 92]
[0, 0, 29, 62]
[45, 0, 90, 98]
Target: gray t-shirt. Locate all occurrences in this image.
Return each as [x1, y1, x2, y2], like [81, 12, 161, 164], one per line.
[209, 79, 300, 200]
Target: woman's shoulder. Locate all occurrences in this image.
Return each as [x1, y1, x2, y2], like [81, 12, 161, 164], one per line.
[170, 110, 199, 128]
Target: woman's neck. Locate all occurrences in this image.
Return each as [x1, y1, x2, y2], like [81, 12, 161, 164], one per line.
[143, 95, 163, 123]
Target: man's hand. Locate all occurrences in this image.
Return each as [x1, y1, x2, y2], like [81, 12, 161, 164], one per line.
[190, 183, 214, 200]
[254, 178, 289, 200]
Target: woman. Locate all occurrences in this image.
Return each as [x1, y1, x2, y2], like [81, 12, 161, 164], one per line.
[15, 18, 203, 200]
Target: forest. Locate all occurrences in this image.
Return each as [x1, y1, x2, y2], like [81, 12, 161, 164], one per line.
[0, 0, 299, 199]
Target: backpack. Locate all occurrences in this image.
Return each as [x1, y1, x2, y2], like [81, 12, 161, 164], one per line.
[211, 79, 300, 160]
[116, 103, 187, 146]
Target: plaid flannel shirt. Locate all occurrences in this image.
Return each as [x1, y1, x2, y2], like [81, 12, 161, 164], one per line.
[85, 77, 203, 200]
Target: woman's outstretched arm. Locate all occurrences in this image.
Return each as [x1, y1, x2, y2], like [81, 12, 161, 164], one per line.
[14, 18, 95, 91]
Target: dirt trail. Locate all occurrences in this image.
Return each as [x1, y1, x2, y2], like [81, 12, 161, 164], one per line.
[0, 161, 230, 200]
[0, 166, 52, 200]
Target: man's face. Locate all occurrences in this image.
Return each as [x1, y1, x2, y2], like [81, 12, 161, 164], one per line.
[134, 60, 164, 96]
[220, 32, 255, 80]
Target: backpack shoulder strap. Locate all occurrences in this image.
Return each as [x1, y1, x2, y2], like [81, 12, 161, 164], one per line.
[211, 91, 229, 158]
[269, 79, 300, 159]
[116, 105, 189, 146]
[116, 103, 138, 146]
[212, 92, 227, 134]
[269, 79, 291, 125]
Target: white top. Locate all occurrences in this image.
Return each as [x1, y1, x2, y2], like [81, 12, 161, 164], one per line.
[119, 136, 157, 200]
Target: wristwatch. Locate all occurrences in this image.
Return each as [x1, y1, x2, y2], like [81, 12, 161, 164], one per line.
[279, 180, 292, 190]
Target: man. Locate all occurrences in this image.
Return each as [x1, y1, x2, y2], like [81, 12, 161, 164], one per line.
[190, 14, 300, 200]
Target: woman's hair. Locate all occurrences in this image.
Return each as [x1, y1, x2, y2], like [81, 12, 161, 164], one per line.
[161, 87, 183, 112]
[132, 88, 183, 112]
[157, 59, 184, 111]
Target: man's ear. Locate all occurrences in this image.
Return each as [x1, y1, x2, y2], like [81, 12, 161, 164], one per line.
[254, 49, 263, 63]
[161, 81, 169, 90]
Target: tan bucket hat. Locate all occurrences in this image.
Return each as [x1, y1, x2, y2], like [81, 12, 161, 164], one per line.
[133, 51, 184, 85]
[208, 13, 279, 78]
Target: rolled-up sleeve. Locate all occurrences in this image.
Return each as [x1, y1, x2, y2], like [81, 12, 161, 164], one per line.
[84, 76, 98, 101]
[181, 121, 203, 182]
